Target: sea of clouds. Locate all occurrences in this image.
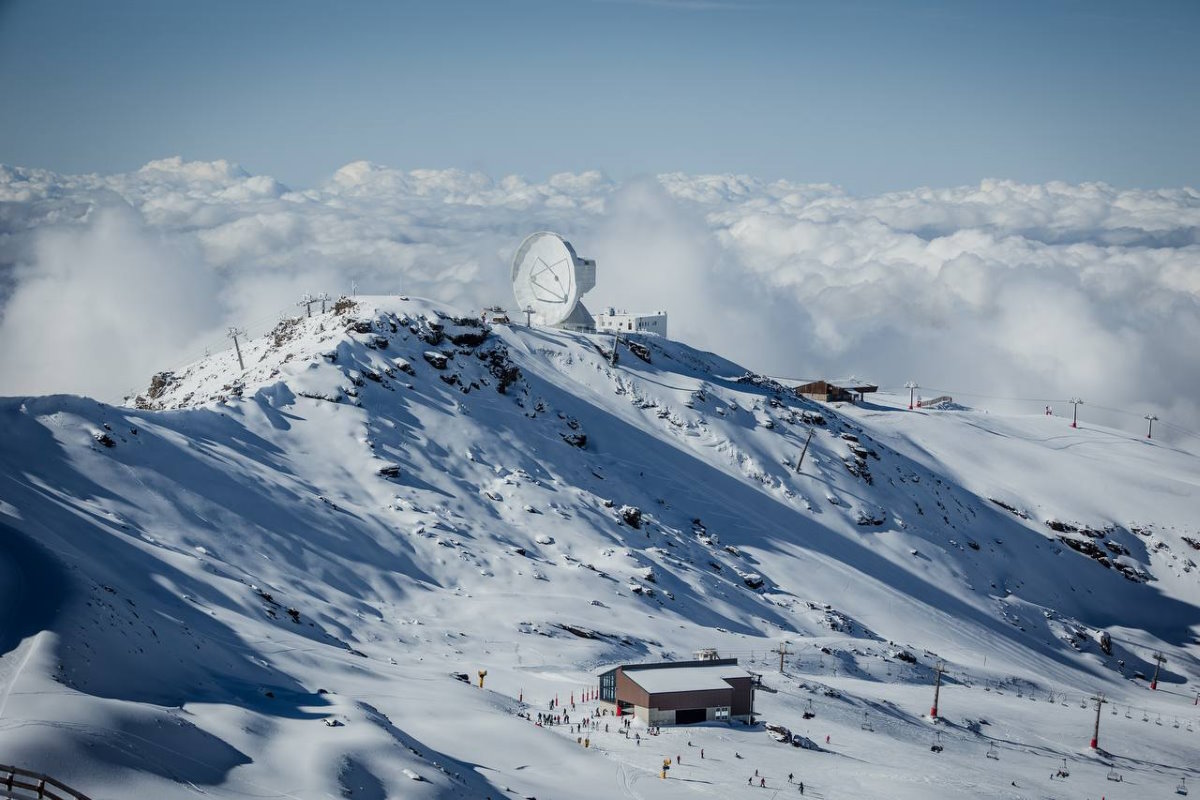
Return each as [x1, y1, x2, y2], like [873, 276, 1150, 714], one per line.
[1, 157, 1198, 439]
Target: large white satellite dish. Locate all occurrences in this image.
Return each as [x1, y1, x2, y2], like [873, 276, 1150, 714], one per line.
[511, 232, 596, 328]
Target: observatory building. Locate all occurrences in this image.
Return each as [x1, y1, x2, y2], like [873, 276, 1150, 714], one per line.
[510, 232, 669, 337]
[595, 308, 668, 337]
[511, 232, 597, 331]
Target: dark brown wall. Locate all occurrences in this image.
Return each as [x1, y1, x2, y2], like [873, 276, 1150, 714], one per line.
[643, 688, 733, 711]
[725, 676, 754, 716]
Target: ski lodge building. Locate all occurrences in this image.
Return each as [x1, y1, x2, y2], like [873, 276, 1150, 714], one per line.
[595, 307, 668, 337]
[597, 658, 756, 725]
[795, 377, 878, 403]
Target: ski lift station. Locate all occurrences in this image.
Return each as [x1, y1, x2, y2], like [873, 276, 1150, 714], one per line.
[510, 231, 668, 337]
[597, 658, 756, 725]
[795, 377, 879, 403]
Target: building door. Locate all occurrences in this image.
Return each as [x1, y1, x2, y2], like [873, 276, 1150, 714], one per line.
[676, 708, 706, 725]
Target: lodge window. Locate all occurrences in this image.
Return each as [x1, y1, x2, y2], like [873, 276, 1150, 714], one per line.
[600, 672, 616, 703]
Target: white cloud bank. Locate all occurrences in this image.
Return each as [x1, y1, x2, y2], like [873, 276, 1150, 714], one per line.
[1, 158, 1198, 438]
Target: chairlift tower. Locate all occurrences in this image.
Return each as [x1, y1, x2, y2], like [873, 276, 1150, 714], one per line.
[1145, 413, 1159, 439]
[1089, 692, 1106, 749]
[795, 427, 815, 473]
[1069, 397, 1084, 428]
[930, 661, 945, 719]
[905, 380, 919, 410]
[227, 327, 246, 371]
[775, 641, 790, 673]
[1151, 651, 1167, 690]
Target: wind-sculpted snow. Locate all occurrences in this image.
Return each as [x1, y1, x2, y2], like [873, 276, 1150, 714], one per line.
[0, 296, 1198, 798]
[2, 159, 1199, 438]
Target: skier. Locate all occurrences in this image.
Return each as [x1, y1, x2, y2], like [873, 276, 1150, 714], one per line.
[799, 781, 804, 794]
[760, 778, 766, 788]
[700, 748, 704, 759]
[788, 773, 793, 783]
[825, 735, 830, 744]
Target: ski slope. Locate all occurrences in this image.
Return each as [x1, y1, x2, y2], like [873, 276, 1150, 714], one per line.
[1, 295, 1197, 799]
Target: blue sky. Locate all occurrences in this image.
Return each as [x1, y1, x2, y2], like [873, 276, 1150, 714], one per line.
[1, 0, 1198, 192]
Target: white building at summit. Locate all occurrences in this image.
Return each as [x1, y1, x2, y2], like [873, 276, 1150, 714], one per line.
[510, 231, 668, 337]
[595, 308, 668, 337]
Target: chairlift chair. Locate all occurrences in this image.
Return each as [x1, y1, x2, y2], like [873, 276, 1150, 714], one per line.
[930, 731, 944, 753]
[1187, 720, 1193, 732]
[861, 711, 874, 732]
[1125, 706, 1131, 718]
[1080, 697, 1088, 708]
[985, 742, 998, 760]
[1173, 717, 1180, 728]
[1142, 710, 1150, 722]
[1177, 776, 1188, 796]
[1106, 767, 1122, 782]
[1157, 715, 1164, 726]
[1056, 758, 1070, 778]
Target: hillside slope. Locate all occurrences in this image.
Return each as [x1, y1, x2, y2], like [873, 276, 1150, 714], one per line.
[1, 295, 1198, 799]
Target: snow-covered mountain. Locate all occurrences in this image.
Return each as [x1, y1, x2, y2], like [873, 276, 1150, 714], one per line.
[2, 295, 1198, 799]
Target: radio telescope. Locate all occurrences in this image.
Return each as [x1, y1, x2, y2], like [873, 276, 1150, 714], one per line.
[511, 232, 596, 329]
